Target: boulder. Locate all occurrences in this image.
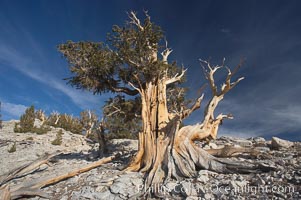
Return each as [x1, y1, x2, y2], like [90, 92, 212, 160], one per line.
[109, 172, 143, 198]
[197, 170, 211, 183]
[253, 137, 266, 143]
[271, 137, 294, 149]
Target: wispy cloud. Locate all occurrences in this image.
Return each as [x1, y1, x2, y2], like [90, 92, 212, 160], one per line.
[0, 11, 106, 111]
[1, 0, 300, 141]
[1, 101, 27, 119]
[220, 28, 231, 34]
[216, 90, 301, 139]
[0, 43, 102, 110]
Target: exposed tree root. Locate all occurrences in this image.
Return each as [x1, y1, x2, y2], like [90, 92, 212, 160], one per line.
[206, 145, 262, 157]
[128, 121, 276, 199]
[0, 185, 10, 200]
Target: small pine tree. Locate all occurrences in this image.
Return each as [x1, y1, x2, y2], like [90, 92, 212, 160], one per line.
[45, 112, 83, 134]
[26, 136, 34, 140]
[51, 129, 63, 145]
[70, 118, 83, 135]
[14, 105, 35, 133]
[33, 125, 52, 135]
[45, 111, 61, 127]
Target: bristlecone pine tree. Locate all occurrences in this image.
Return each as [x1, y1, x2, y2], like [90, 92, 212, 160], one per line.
[58, 11, 272, 191]
[46, 112, 83, 134]
[14, 105, 35, 133]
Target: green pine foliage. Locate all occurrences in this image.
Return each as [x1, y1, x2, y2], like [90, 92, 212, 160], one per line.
[33, 125, 52, 135]
[45, 113, 83, 135]
[14, 105, 52, 134]
[104, 95, 141, 139]
[26, 137, 34, 140]
[14, 105, 35, 133]
[58, 11, 181, 96]
[51, 129, 64, 145]
[58, 12, 190, 140]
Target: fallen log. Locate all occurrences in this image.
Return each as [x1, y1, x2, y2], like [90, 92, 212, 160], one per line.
[0, 152, 60, 186]
[30, 154, 118, 189]
[8, 153, 120, 199]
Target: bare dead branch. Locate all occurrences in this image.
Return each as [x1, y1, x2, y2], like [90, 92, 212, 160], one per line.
[216, 113, 233, 120]
[106, 108, 123, 118]
[200, 59, 218, 95]
[128, 59, 140, 67]
[133, 73, 144, 91]
[128, 81, 142, 94]
[103, 99, 126, 117]
[161, 39, 173, 64]
[220, 59, 245, 94]
[161, 48, 173, 64]
[166, 68, 187, 85]
[128, 11, 144, 31]
[181, 94, 204, 119]
[200, 58, 244, 96]
[111, 86, 139, 96]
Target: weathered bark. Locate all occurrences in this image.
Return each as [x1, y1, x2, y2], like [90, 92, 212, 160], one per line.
[205, 145, 266, 158]
[96, 120, 107, 157]
[125, 51, 269, 193]
[81, 110, 97, 138]
[0, 185, 10, 200]
[112, 13, 273, 198]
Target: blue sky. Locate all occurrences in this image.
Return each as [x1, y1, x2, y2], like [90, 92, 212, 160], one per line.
[0, 0, 301, 140]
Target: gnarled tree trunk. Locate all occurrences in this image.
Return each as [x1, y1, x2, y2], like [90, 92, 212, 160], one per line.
[58, 11, 272, 197]
[125, 56, 267, 191]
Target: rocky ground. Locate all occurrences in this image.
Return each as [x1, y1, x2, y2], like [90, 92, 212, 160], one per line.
[0, 120, 301, 199]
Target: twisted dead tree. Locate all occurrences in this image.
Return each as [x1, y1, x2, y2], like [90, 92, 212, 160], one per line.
[47, 111, 61, 125]
[80, 110, 98, 138]
[58, 11, 272, 193]
[35, 109, 47, 124]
